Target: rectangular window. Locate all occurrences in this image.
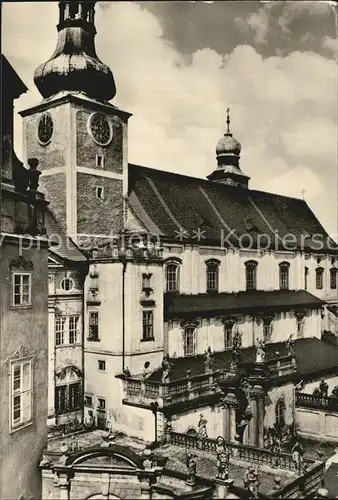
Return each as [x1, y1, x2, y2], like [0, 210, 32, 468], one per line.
[142, 310, 154, 341]
[55, 385, 67, 414]
[330, 268, 337, 289]
[69, 382, 81, 410]
[263, 322, 272, 342]
[98, 398, 106, 410]
[98, 360, 106, 371]
[55, 383, 81, 414]
[166, 263, 179, 292]
[316, 268, 324, 289]
[96, 186, 104, 200]
[297, 317, 305, 338]
[13, 273, 31, 307]
[224, 324, 233, 349]
[184, 327, 195, 356]
[88, 312, 99, 341]
[10, 360, 32, 431]
[206, 264, 219, 292]
[69, 315, 79, 344]
[55, 315, 66, 346]
[85, 395, 93, 407]
[142, 273, 152, 291]
[96, 155, 104, 168]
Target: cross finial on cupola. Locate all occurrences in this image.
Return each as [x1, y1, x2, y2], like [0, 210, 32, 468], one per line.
[226, 107, 231, 135]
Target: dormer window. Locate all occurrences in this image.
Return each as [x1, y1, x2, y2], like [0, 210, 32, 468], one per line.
[315, 267, 324, 290]
[279, 262, 290, 290]
[165, 258, 181, 293]
[206, 259, 220, 293]
[245, 260, 258, 291]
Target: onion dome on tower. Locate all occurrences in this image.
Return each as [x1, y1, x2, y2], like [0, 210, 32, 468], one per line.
[208, 109, 250, 188]
[34, 1, 116, 102]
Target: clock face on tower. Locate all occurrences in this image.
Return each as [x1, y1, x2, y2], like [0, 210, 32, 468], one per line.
[88, 113, 113, 146]
[38, 113, 54, 145]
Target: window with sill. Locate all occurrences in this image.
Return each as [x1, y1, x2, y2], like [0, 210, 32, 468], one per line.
[223, 320, 235, 349]
[183, 326, 197, 356]
[55, 315, 66, 346]
[98, 360, 106, 371]
[165, 259, 181, 292]
[263, 319, 273, 342]
[142, 310, 154, 341]
[88, 311, 99, 341]
[279, 262, 290, 290]
[10, 359, 32, 432]
[245, 261, 258, 291]
[69, 315, 80, 344]
[98, 398, 106, 410]
[296, 315, 305, 338]
[206, 259, 220, 293]
[12, 272, 32, 307]
[55, 382, 81, 414]
[316, 267, 324, 289]
[85, 395, 93, 407]
[330, 268, 337, 289]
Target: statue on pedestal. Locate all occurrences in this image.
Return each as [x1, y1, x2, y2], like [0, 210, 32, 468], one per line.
[319, 378, 329, 397]
[215, 437, 231, 481]
[161, 355, 171, 383]
[255, 338, 266, 364]
[230, 328, 242, 370]
[243, 465, 260, 497]
[185, 449, 197, 486]
[204, 346, 214, 373]
[286, 334, 296, 356]
[197, 414, 208, 439]
[291, 440, 305, 474]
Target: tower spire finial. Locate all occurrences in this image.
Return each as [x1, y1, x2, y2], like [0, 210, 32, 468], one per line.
[226, 108, 231, 135]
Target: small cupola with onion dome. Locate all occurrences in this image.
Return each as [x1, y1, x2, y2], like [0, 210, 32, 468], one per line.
[34, 1, 116, 102]
[208, 108, 250, 188]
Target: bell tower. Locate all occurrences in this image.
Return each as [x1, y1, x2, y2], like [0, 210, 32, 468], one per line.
[20, 1, 131, 245]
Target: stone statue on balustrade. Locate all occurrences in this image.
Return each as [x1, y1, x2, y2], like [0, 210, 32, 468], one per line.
[27, 158, 41, 192]
[215, 437, 231, 481]
[185, 449, 197, 486]
[331, 386, 338, 399]
[291, 440, 305, 474]
[319, 378, 329, 397]
[197, 413, 208, 439]
[161, 355, 172, 383]
[142, 361, 151, 380]
[286, 334, 296, 356]
[243, 465, 260, 497]
[230, 328, 242, 371]
[204, 346, 214, 374]
[255, 338, 266, 364]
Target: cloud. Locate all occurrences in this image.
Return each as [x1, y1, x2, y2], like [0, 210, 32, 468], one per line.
[2, 2, 337, 237]
[322, 35, 338, 56]
[234, 8, 270, 45]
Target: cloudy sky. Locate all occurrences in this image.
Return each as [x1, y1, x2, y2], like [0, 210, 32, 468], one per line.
[2, 1, 338, 237]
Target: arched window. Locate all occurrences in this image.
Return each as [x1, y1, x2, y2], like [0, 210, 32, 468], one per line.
[330, 268, 337, 290]
[165, 259, 181, 292]
[304, 267, 309, 290]
[315, 267, 324, 290]
[279, 262, 290, 290]
[206, 259, 220, 293]
[245, 260, 258, 291]
[275, 399, 286, 427]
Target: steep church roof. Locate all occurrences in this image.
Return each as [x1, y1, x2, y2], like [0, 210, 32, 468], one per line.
[128, 164, 337, 253]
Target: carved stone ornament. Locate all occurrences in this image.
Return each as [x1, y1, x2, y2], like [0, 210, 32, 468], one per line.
[6, 344, 34, 365]
[10, 255, 33, 270]
[181, 319, 199, 329]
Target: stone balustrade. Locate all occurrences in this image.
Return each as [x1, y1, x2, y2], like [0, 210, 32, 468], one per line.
[266, 355, 297, 379]
[121, 370, 226, 408]
[169, 431, 314, 473]
[296, 392, 338, 412]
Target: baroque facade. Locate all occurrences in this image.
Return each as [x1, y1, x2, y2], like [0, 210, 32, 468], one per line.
[17, 0, 338, 470]
[0, 55, 49, 499]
